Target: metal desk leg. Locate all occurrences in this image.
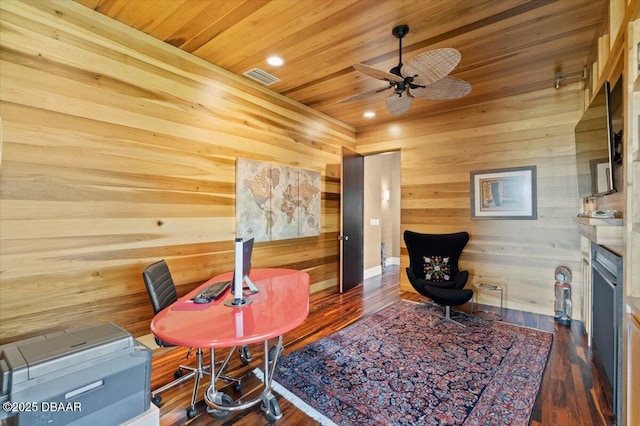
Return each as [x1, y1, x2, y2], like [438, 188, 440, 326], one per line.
[205, 347, 234, 419]
[260, 336, 283, 423]
[204, 336, 285, 423]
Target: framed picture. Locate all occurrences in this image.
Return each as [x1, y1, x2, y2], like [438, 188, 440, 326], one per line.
[590, 158, 610, 194]
[470, 166, 537, 219]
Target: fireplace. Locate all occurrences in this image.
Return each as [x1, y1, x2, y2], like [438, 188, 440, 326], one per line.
[591, 242, 623, 423]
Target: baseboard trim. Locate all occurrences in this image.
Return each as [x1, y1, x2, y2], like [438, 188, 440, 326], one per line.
[364, 258, 400, 279]
[364, 266, 382, 279]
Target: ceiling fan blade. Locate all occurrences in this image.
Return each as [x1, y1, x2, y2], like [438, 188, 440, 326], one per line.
[353, 63, 404, 83]
[337, 85, 393, 103]
[402, 48, 461, 86]
[409, 76, 472, 99]
[385, 93, 413, 115]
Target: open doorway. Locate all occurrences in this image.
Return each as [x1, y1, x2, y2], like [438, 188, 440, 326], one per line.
[363, 151, 401, 281]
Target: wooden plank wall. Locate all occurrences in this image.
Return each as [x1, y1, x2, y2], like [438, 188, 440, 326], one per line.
[0, 1, 353, 344]
[356, 86, 585, 318]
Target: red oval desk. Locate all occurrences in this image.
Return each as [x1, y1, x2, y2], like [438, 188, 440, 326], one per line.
[151, 268, 310, 422]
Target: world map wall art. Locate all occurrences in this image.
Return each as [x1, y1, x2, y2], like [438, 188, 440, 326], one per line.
[236, 158, 321, 242]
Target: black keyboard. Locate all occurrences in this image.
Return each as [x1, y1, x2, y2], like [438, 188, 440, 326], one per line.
[194, 281, 231, 301]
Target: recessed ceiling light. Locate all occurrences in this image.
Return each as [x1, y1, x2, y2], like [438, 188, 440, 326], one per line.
[363, 111, 376, 118]
[266, 56, 284, 66]
[389, 125, 402, 136]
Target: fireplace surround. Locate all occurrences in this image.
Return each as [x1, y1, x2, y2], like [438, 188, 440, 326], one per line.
[591, 242, 623, 423]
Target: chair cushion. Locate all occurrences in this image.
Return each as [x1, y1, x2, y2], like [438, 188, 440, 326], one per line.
[423, 255, 451, 282]
[422, 286, 473, 307]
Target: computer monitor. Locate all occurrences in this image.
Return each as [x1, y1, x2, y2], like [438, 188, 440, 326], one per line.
[225, 237, 258, 307]
[238, 237, 254, 282]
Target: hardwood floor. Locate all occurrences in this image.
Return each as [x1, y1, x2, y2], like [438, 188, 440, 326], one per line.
[152, 266, 612, 425]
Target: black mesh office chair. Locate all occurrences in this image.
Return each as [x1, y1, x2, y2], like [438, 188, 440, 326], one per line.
[143, 260, 242, 418]
[404, 231, 473, 326]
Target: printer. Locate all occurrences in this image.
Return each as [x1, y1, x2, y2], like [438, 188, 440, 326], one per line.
[0, 322, 151, 425]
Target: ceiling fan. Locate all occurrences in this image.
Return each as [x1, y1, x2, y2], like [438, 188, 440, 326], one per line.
[338, 25, 471, 115]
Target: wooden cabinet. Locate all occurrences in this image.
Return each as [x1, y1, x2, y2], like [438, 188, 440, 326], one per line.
[581, 239, 592, 345]
[626, 306, 640, 426]
[624, 13, 640, 426]
[626, 14, 640, 302]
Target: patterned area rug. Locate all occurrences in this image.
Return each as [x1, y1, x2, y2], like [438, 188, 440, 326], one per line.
[273, 300, 552, 425]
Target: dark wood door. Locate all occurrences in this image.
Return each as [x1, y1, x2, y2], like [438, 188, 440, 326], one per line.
[340, 147, 363, 293]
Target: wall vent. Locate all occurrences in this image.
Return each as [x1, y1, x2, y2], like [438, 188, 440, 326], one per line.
[243, 68, 280, 86]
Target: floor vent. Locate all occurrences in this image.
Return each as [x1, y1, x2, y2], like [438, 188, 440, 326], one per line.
[243, 68, 280, 86]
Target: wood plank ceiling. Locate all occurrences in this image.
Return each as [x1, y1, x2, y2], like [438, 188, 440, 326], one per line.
[73, 0, 607, 130]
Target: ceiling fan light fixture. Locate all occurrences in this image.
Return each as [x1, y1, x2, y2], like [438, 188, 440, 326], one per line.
[386, 92, 413, 115]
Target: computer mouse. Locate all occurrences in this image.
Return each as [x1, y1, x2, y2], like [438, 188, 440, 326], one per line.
[193, 297, 209, 304]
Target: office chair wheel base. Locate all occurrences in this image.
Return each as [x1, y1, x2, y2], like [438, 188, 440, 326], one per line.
[239, 345, 252, 365]
[261, 396, 282, 424]
[186, 406, 197, 419]
[174, 368, 183, 379]
[151, 395, 162, 406]
[206, 393, 233, 419]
